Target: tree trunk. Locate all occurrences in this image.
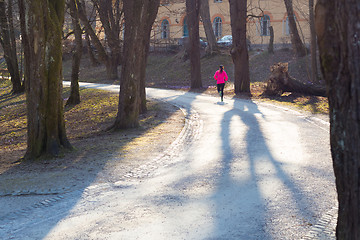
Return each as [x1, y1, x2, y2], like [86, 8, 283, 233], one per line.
[229, 0, 250, 94]
[268, 26, 274, 54]
[19, 0, 72, 159]
[316, 1, 360, 239]
[200, 0, 218, 54]
[112, 0, 160, 129]
[66, 0, 82, 106]
[284, 0, 307, 57]
[263, 62, 326, 96]
[186, 0, 202, 89]
[94, 0, 123, 80]
[85, 31, 100, 66]
[0, 0, 23, 94]
[309, 0, 318, 83]
[78, 0, 117, 80]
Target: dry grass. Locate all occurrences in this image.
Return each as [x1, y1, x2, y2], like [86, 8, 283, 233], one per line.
[0, 79, 182, 175]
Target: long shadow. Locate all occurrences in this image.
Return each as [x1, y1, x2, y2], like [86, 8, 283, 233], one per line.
[0, 91, 182, 239]
[212, 99, 320, 239]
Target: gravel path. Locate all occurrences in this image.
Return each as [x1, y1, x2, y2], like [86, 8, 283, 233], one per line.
[0, 83, 337, 239]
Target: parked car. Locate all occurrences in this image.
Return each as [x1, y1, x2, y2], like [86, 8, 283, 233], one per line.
[178, 36, 208, 48]
[217, 35, 233, 47]
[217, 35, 252, 50]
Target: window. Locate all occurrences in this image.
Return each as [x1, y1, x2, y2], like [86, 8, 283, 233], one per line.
[183, 17, 188, 37]
[213, 17, 222, 38]
[285, 15, 296, 35]
[161, 19, 170, 39]
[260, 15, 270, 36]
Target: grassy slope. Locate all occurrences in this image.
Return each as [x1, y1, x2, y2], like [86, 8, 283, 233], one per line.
[62, 48, 328, 114]
[144, 49, 328, 114]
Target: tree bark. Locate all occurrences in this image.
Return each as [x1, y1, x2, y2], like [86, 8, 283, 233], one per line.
[19, 0, 72, 159]
[200, 0, 218, 54]
[284, 0, 307, 57]
[268, 26, 274, 54]
[263, 62, 326, 96]
[309, 0, 318, 83]
[186, 0, 202, 89]
[66, 0, 82, 106]
[112, 0, 160, 129]
[316, 1, 360, 238]
[229, 0, 250, 94]
[0, 0, 23, 94]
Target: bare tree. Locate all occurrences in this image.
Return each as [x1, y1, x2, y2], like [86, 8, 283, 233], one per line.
[19, 0, 72, 159]
[0, 0, 23, 94]
[186, 0, 202, 89]
[112, 0, 160, 129]
[284, 0, 306, 57]
[200, 0, 217, 54]
[77, 0, 122, 80]
[92, 0, 123, 79]
[229, 0, 250, 93]
[66, 0, 83, 106]
[308, 0, 318, 83]
[316, 0, 360, 238]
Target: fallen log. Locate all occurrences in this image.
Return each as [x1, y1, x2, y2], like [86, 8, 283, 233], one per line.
[263, 62, 326, 97]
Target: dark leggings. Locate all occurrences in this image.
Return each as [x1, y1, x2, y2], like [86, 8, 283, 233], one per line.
[217, 83, 225, 97]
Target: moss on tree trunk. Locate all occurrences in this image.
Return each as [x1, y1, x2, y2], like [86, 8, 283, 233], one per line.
[20, 0, 72, 159]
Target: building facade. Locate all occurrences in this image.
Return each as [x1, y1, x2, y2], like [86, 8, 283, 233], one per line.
[154, 0, 310, 48]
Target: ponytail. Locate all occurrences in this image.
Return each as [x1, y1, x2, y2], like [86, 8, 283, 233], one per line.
[219, 65, 224, 73]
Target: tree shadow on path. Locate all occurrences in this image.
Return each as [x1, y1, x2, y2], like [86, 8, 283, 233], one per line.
[212, 98, 318, 239]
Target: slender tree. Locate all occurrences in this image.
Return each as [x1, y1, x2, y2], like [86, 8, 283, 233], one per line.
[186, 0, 202, 89]
[66, 0, 82, 106]
[19, 0, 72, 159]
[0, 0, 23, 94]
[268, 26, 274, 54]
[112, 0, 160, 129]
[283, 0, 306, 57]
[200, 0, 217, 54]
[229, 0, 250, 93]
[308, 0, 318, 83]
[315, 0, 360, 238]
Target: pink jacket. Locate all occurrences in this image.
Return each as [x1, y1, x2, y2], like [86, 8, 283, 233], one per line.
[214, 70, 228, 84]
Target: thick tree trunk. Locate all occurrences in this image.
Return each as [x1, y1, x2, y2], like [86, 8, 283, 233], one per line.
[19, 0, 72, 159]
[66, 0, 82, 106]
[284, 0, 307, 57]
[316, 1, 360, 239]
[112, 0, 160, 129]
[0, 0, 23, 94]
[186, 0, 202, 89]
[229, 0, 250, 94]
[263, 62, 326, 96]
[200, 0, 218, 54]
[105, 57, 119, 81]
[309, 0, 318, 83]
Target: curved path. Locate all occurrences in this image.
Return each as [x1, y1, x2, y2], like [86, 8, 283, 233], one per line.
[1, 82, 337, 239]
